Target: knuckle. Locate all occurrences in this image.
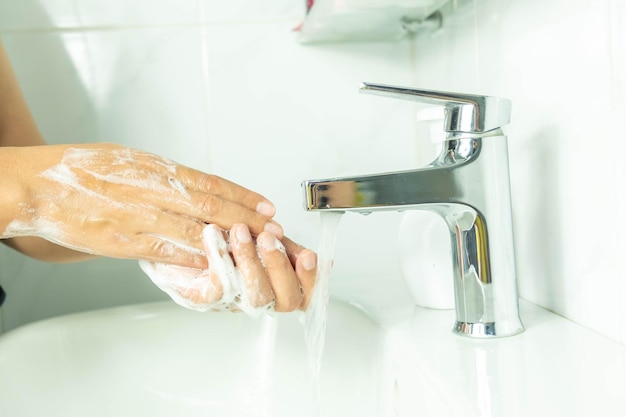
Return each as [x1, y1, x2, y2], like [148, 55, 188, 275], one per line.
[149, 238, 176, 259]
[146, 235, 203, 268]
[199, 194, 223, 217]
[181, 219, 204, 240]
[198, 174, 220, 195]
[242, 193, 260, 211]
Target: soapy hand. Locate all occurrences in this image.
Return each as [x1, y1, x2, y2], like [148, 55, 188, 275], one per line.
[1, 143, 283, 269]
[140, 224, 318, 313]
[0, 41, 317, 308]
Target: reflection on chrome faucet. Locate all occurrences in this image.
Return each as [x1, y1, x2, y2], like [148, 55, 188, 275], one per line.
[302, 82, 524, 338]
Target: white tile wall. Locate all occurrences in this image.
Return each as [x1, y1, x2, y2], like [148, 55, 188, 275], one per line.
[1, 0, 624, 346]
[410, 0, 625, 343]
[0, 0, 200, 30]
[199, 0, 305, 22]
[610, 0, 626, 346]
[0, 0, 79, 30]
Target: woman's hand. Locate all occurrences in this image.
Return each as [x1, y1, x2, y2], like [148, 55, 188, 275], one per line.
[1, 143, 283, 269]
[140, 224, 318, 313]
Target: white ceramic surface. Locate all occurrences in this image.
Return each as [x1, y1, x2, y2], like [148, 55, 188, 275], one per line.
[380, 300, 626, 417]
[0, 300, 383, 417]
[398, 211, 455, 309]
[2, 298, 625, 416]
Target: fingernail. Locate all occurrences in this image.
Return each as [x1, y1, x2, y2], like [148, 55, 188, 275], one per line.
[263, 222, 283, 238]
[256, 201, 276, 217]
[258, 232, 286, 253]
[301, 251, 317, 271]
[202, 224, 222, 240]
[234, 224, 251, 243]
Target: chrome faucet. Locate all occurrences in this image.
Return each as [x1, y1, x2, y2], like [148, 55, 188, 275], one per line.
[302, 82, 524, 338]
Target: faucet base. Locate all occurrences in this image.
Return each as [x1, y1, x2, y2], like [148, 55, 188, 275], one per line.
[454, 320, 524, 338]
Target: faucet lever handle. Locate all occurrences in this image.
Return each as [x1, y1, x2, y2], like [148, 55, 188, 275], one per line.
[359, 82, 511, 134]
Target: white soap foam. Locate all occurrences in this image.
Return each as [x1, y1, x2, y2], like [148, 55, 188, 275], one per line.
[141, 224, 275, 317]
[40, 147, 189, 201]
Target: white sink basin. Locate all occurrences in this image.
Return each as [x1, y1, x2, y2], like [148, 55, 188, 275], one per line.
[2, 298, 626, 417]
[379, 301, 626, 417]
[0, 300, 383, 417]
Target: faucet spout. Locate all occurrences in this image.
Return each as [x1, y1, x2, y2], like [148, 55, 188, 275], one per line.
[304, 133, 483, 213]
[303, 133, 524, 338]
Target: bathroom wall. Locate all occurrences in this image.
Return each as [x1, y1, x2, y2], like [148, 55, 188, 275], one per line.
[1, 0, 624, 347]
[0, 0, 416, 331]
[410, 0, 626, 344]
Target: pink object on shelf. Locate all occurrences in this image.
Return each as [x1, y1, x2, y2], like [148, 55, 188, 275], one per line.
[294, 0, 316, 31]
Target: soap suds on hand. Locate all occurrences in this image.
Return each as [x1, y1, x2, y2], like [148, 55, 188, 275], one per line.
[141, 224, 275, 317]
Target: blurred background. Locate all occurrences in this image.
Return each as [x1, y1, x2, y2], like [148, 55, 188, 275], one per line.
[0, 0, 624, 346]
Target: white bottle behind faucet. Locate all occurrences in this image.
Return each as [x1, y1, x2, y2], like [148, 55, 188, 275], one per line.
[398, 107, 454, 310]
[398, 210, 455, 309]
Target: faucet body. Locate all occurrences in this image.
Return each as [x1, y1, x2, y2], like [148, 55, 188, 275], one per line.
[303, 83, 524, 338]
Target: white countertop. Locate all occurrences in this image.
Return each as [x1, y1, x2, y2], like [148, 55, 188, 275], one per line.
[379, 300, 626, 417]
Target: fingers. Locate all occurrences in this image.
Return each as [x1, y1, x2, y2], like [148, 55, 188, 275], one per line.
[142, 225, 240, 313]
[281, 236, 307, 265]
[133, 233, 209, 269]
[279, 236, 318, 310]
[96, 207, 208, 268]
[140, 223, 318, 315]
[176, 168, 283, 237]
[177, 169, 270, 213]
[184, 189, 284, 239]
[230, 224, 274, 308]
[256, 232, 304, 312]
[295, 249, 317, 310]
[201, 224, 238, 301]
[217, 225, 318, 313]
[139, 261, 223, 311]
[200, 226, 317, 313]
[116, 204, 281, 270]
[135, 211, 207, 267]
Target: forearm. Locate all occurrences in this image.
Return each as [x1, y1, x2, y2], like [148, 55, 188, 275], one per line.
[2, 236, 97, 263]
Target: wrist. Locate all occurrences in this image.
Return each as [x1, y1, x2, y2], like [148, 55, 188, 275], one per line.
[0, 147, 28, 237]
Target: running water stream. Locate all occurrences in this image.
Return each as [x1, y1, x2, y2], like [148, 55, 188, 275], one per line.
[304, 212, 344, 417]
